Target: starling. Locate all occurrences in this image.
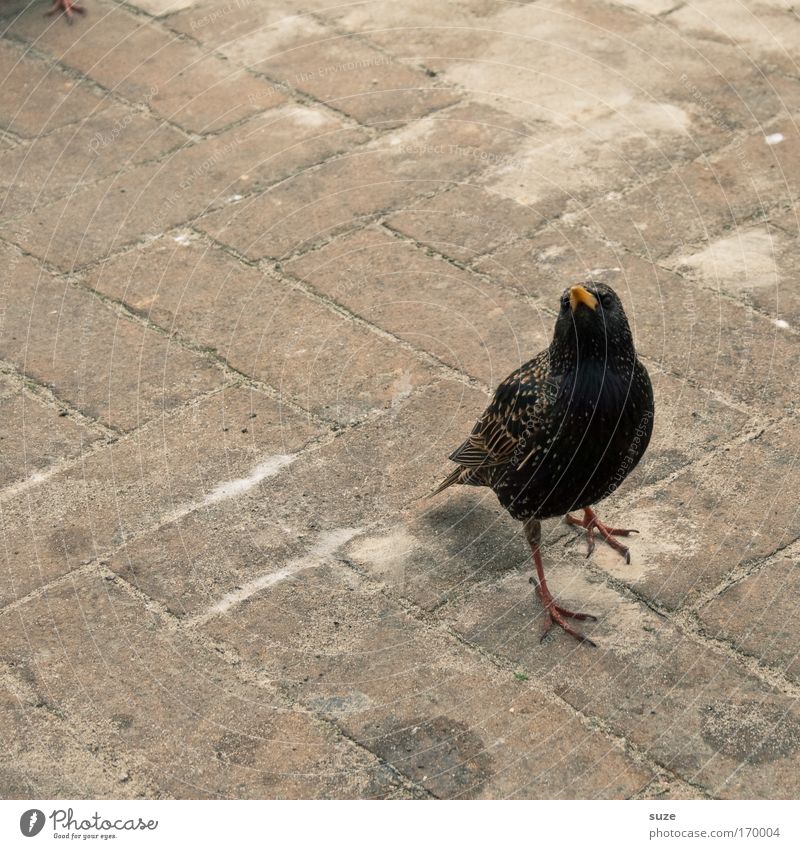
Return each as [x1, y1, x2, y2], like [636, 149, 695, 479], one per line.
[433, 282, 654, 646]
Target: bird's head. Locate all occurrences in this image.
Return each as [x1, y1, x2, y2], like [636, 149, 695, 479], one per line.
[550, 281, 635, 368]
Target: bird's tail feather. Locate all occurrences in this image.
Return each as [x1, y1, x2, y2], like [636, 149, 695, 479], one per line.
[427, 466, 462, 498]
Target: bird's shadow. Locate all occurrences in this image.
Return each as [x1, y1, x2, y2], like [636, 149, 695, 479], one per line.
[414, 494, 527, 582]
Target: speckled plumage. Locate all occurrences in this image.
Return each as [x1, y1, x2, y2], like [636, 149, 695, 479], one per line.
[434, 282, 654, 645]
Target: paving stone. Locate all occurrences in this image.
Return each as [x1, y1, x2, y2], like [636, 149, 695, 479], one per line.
[9, 0, 285, 133]
[195, 103, 531, 260]
[593, 417, 800, 610]
[81, 233, 435, 422]
[479, 108, 722, 214]
[163, 1, 294, 59]
[698, 545, 800, 684]
[316, 0, 522, 72]
[590, 3, 800, 132]
[0, 246, 222, 431]
[576, 121, 800, 260]
[442, 556, 800, 798]
[169, 0, 491, 75]
[657, 53, 800, 135]
[668, 215, 800, 333]
[286, 227, 552, 387]
[0, 384, 320, 608]
[171, 8, 459, 126]
[1, 102, 184, 220]
[628, 369, 750, 487]
[289, 224, 796, 415]
[166, 1, 332, 66]
[5, 105, 366, 271]
[202, 561, 654, 798]
[385, 184, 558, 264]
[473, 220, 627, 292]
[251, 22, 457, 127]
[0, 574, 403, 799]
[0, 377, 103, 487]
[667, 1, 800, 78]
[617, 255, 800, 411]
[0, 675, 121, 798]
[289, 379, 489, 514]
[0, 39, 111, 138]
[107, 502, 298, 619]
[765, 211, 800, 329]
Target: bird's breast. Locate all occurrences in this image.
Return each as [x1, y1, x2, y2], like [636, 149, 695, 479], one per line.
[497, 361, 652, 519]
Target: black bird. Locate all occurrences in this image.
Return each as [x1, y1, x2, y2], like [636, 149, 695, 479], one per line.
[433, 282, 654, 645]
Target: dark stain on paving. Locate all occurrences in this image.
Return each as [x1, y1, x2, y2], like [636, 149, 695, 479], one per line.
[701, 700, 800, 765]
[111, 713, 134, 731]
[307, 691, 373, 720]
[369, 715, 493, 798]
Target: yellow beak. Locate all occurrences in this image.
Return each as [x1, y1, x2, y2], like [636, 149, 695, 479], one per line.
[569, 285, 598, 313]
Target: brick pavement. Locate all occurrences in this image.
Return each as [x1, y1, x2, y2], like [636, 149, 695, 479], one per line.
[1, 0, 799, 799]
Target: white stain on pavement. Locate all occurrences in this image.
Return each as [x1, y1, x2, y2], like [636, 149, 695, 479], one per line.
[160, 453, 297, 527]
[197, 527, 364, 620]
[679, 229, 778, 291]
[204, 454, 295, 505]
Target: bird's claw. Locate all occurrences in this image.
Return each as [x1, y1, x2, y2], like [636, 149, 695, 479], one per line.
[566, 509, 636, 564]
[533, 583, 597, 645]
[540, 606, 598, 647]
[45, 0, 86, 22]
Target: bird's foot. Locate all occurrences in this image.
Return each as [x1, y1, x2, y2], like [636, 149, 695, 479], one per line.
[565, 507, 638, 564]
[45, 0, 86, 22]
[530, 577, 597, 646]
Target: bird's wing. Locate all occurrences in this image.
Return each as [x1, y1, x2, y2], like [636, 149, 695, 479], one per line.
[449, 352, 551, 470]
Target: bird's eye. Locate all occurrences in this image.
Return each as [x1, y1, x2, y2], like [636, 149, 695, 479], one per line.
[599, 293, 612, 309]
[560, 293, 570, 310]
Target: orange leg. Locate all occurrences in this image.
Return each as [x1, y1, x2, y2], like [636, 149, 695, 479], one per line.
[565, 506, 638, 564]
[45, 0, 86, 23]
[524, 519, 597, 647]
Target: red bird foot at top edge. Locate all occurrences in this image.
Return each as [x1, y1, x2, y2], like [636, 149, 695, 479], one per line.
[46, 0, 86, 23]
